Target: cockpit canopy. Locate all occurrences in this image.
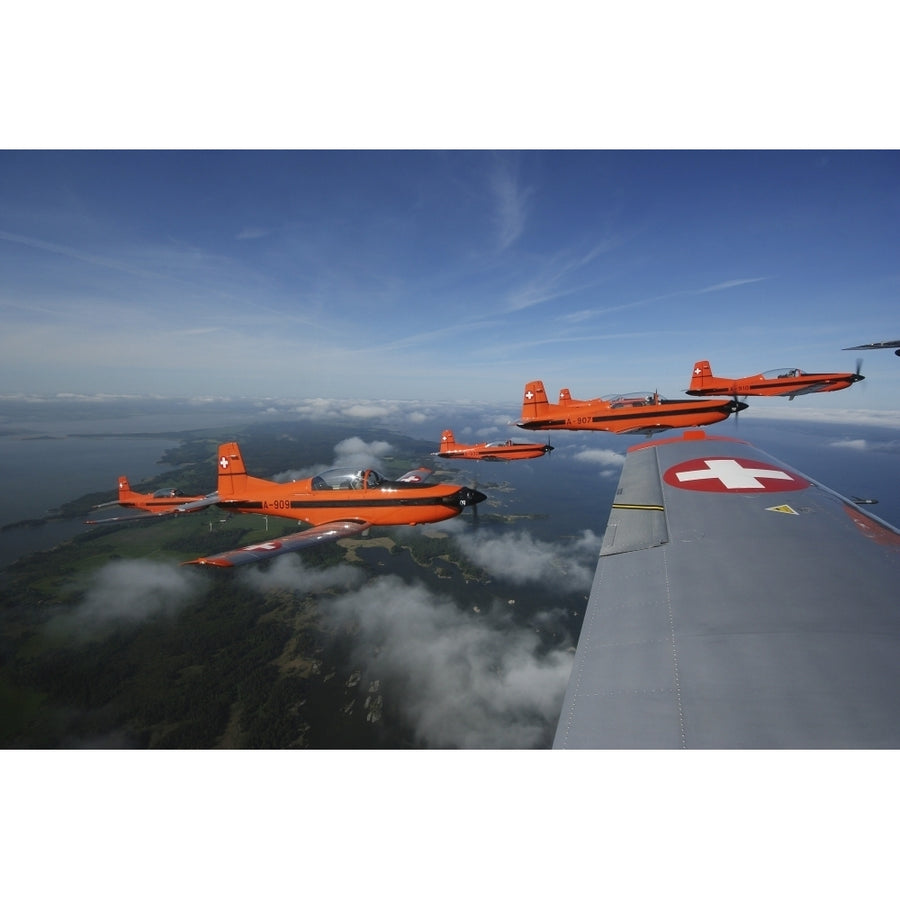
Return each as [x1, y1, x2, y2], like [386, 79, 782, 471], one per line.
[761, 368, 806, 380]
[311, 468, 385, 490]
[602, 392, 666, 408]
[152, 488, 185, 498]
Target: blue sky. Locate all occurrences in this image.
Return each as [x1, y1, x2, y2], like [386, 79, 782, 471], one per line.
[1, 150, 898, 414]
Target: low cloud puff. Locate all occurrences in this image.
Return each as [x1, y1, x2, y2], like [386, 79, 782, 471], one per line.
[273, 435, 395, 482]
[333, 436, 394, 468]
[239, 554, 365, 593]
[829, 438, 868, 451]
[50, 559, 205, 639]
[572, 446, 627, 478]
[453, 528, 601, 592]
[323, 576, 573, 748]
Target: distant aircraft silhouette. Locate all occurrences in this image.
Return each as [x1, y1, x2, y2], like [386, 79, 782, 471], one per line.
[517, 380, 746, 436]
[432, 429, 552, 461]
[686, 359, 864, 399]
[843, 339, 900, 357]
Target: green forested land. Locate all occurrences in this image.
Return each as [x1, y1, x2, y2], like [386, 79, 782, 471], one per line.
[0, 502, 413, 749]
[0, 420, 441, 749]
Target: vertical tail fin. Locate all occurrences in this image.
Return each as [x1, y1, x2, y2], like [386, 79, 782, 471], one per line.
[440, 429, 457, 451]
[522, 381, 550, 419]
[118, 476, 135, 503]
[558, 388, 572, 405]
[217, 442, 248, 497]
[689, 360, 713, 393]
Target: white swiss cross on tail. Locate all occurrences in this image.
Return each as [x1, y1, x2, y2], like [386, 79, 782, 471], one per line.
[220, 456, 230, 470]
[664, 457, 810, 493]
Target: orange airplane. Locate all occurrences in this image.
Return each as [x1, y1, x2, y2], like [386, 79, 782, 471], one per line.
[686, 359, 864, 399]
[175, 442, 487, 567]
[87, 476, 211, 523]
[432, 429, 553, 461]
[516, 380, 747, 436]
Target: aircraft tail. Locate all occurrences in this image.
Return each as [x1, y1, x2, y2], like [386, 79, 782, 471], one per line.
[522, 381, 551, 419]
[688, 360, 714, 393]
[217, 442, 251, 497]
[440, 429, 457, 451]
[118, 475, 140, 503]
[687, 359, 737, 396]
[558, 388, 573, 405]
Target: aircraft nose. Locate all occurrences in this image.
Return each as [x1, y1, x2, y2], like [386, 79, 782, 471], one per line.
[543, 444, 555, 454]
[459, 487, 487, 507]
[731, 400, 750, 413]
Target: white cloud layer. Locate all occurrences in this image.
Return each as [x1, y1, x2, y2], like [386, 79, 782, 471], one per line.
[323, 575, 574, 748]
[453, 528, 601, 592]
[272, 435, 397, 482]
[49, 559, 205, 639]
[239, 554, 365, 593]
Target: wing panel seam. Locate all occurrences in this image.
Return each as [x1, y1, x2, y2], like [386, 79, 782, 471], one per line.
[662, 546, 687, 749]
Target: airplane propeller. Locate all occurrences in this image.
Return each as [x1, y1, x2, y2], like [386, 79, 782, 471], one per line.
[730, 395, 749, 428]
[467, 470, 482, 526]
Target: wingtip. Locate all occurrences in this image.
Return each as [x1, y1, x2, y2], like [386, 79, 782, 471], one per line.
[182, 557, 234, 568]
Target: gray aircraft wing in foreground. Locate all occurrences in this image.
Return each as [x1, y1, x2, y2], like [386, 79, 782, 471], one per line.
[554, 429, 900, 748]
[843, 339, 900, 355]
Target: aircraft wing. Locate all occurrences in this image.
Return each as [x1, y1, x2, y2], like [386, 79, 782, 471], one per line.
[843, 340, 900, 350]
[86, 510, 168, 524]
[85, 493, 220, 524]
[763, 383, 832, 398]
[172, 493, 221, 513]
[183, 519, 370, 567]
[554, 430, 900, 749]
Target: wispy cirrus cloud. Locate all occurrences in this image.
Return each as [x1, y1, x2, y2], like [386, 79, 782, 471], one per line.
[698, 277, 769, 293]
[490, 159, 533, 252]
[560, 276, 769, 324]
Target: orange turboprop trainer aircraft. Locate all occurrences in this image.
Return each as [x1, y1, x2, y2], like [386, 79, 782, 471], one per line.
[516, 380, 747, 436]
[432, 429, 553, 461]
[87, 476, 210, 523]
[686, 359, 864, 400]
[177, 442, 486, 567]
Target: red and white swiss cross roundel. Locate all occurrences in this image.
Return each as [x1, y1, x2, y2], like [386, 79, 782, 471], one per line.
[246, 541, 283, 553]
[663, 457, 810, 493]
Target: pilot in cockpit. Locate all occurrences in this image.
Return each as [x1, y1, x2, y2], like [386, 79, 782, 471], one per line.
[349, 470, 383, 489]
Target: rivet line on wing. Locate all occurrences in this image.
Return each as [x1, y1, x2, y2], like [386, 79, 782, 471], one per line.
[663, 546, 687, 749]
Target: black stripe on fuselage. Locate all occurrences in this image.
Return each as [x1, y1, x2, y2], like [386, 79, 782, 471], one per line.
[220, 494, 465, 512]
[518, 419, 567, 429]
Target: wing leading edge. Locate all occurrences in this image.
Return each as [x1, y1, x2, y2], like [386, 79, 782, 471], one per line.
[554, 430, 900, 749]
[184, 520, 371, 567]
